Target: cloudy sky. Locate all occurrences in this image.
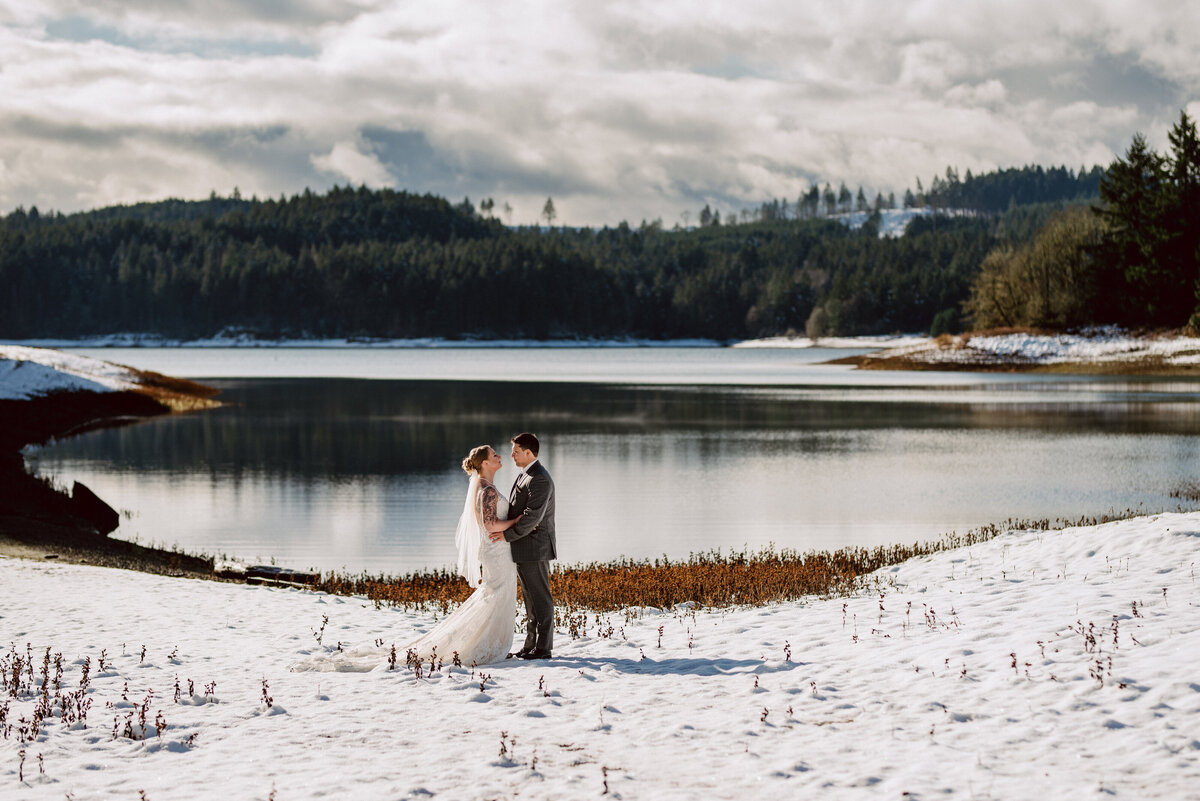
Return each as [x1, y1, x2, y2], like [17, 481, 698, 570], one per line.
[1, 1, 1197, 226]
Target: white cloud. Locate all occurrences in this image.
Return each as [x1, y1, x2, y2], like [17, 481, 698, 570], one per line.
[1, 1, 1197, 223]
[898, 40, 970, 91]
[311, 140, 396, 186]
[946, 80, 1007, 108]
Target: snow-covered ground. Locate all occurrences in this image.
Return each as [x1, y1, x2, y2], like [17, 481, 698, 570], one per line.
[3, 512, 1198, 799]
[0, 346, 141, 400]
[873, 328, 1200, 368]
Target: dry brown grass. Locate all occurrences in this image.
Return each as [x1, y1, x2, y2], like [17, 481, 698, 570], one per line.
[309, 510, 1158, 614]
[125, 367, 222, 412]
[1170, 482, 1200, 502]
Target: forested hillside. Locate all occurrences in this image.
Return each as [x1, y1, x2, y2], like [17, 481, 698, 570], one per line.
[965, 112, 1200, 332]
[1, 167, 1102, 340]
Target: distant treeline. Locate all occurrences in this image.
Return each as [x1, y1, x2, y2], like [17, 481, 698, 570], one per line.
[749, 164, 1105, 223]
[1, 165, 1103, 340]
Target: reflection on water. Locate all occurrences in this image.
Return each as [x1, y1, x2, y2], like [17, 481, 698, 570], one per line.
[31, 371, 1200, 574]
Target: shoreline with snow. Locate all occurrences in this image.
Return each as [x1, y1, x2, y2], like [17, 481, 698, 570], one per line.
[830, 328, 1200, 373]
[2, 510, 1197, 799]
[12, 329, 1200, 375]
[0, 346, 220, 576]
[0, 345, 221, 407]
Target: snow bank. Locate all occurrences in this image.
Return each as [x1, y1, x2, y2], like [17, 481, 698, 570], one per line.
[0, 346, 141, 400]
[2, 512, 1198, 799]
[875, 328, 1200, 368]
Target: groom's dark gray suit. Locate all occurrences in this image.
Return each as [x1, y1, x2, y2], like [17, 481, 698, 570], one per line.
[504, 460, 556, 653]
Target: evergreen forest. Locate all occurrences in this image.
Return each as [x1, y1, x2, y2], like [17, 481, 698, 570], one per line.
[0, 135, 1186, 341]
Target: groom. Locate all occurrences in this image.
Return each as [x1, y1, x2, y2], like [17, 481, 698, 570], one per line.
[490, 432, 556, 660]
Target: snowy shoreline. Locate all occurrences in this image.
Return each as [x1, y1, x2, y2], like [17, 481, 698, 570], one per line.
[850, 328, 1200, 371]
[0, 345, 144, 401]
[11, 330, 1200, 373]
[2, 511, 1198, 799]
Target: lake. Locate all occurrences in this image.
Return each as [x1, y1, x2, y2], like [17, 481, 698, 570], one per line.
[28, 346, 1200, 574]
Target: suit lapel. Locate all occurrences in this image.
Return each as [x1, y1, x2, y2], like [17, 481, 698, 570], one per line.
[511, 462, 541, 505]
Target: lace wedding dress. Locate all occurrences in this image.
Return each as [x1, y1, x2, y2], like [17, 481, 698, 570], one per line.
[291, 476, 518, 672]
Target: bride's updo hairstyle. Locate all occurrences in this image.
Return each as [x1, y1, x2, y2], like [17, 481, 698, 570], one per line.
[461, 445, 491, 475]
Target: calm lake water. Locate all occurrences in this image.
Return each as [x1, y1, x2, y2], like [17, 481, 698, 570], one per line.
[29, 347, 1200, 574]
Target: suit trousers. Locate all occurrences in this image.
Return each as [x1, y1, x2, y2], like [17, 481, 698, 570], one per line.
[515, 560, 554, 653]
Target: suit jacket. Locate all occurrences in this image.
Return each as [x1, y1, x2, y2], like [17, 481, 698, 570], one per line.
[504, 460, 557, 562]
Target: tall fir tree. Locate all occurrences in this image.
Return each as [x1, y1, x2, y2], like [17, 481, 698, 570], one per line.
[1166, 111, 1200, 325]
[1096, 133, 1177, 324]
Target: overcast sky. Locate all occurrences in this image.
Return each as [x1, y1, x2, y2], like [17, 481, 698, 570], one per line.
[1, 1, 1197, 225]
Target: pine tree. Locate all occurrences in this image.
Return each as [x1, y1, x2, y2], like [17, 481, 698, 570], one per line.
[837, 182, 852, 214]
[1096, 132, 1176, 324]
[1166, 111, 1200, 325]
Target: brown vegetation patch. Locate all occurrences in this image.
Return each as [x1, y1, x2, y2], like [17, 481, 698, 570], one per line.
[827, 350, 1200, 376]
[127, 367, 222, 412]
[1170, 482, 1200, 502]
[309, 511, 1158, 614]
[830, 354, 1025, 372]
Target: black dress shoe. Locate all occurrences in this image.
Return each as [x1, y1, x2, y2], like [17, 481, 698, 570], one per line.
[520, 648, 552, 660]
[506, 650, 531, 660]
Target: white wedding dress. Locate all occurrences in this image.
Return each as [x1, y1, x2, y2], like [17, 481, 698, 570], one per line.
[291, 476, 518, 672]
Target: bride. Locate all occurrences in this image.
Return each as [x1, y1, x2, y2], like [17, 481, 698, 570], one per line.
[292, 445, 522, 671]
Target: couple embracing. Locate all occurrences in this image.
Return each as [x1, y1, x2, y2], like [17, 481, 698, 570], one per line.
[293, 432, 556, 672]
[436, 431, 557, 664]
